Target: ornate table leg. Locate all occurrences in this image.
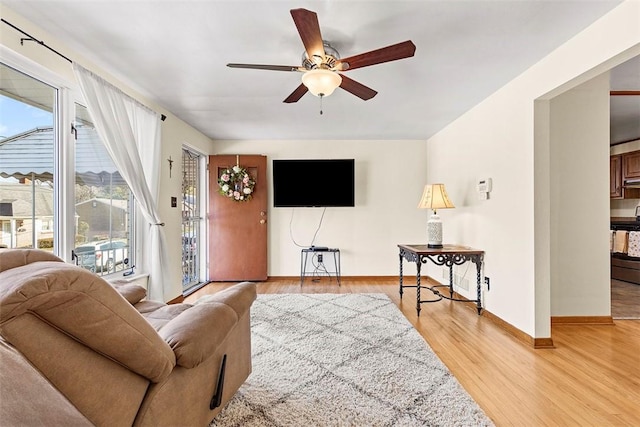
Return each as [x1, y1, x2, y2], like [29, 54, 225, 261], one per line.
[416, 257, 422, 316]
[448, 264, 454, 298]
[399, 251, 404, 298]
[475, 255, 483, 314]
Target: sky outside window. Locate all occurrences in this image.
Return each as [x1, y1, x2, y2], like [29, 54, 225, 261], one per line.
[0, 94, 52, 139]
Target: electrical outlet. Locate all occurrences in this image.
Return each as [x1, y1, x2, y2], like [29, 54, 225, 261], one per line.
[317, 254, 323, 263]
[484, 276, 490, 290]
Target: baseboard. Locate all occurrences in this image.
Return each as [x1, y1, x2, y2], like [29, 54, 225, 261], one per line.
[478, 308, 555, 348]
[551, 316, 615, 325]
[264, 276, 298, 281]
[533, 338, 556, 349]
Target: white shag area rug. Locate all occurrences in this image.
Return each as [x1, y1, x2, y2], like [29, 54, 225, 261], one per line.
[206, 293, 494, 427]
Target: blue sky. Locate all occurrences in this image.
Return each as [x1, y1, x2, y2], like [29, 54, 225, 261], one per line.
[0, 95, 53, 139]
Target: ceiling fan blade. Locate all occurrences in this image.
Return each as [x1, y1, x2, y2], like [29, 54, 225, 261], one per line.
[339, 75, 377, 101]
[337, 40, 416, 71]
[227, 63, 303, 72]
[290, 8, 325, 60]
[283, 84, 309, 103]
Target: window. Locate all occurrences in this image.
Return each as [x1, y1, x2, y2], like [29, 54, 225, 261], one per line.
[0, 63, 56, 251]
[0, 60, 136, 276]
[182, 148, 204, 290]
[74, 104, 134, 276]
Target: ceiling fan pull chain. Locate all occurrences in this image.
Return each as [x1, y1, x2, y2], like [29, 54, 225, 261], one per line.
[319, 94, 324, 115]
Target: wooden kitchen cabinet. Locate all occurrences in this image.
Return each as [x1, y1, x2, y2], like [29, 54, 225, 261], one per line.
[623, 151, 640, 179]
[611, 154, 623, 198]
[611, 150, 640, 199]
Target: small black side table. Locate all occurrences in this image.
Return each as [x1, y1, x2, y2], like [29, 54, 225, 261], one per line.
[300, 248, 341, 286]
[398, 244, 484, 316]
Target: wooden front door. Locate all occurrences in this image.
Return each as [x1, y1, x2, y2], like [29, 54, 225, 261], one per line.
[208, 155, 268, 281]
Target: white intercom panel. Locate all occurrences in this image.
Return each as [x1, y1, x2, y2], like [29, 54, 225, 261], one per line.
[478, 178, 492, 200]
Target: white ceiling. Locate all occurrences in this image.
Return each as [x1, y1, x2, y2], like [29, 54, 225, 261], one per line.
[3, 0, 637, 142]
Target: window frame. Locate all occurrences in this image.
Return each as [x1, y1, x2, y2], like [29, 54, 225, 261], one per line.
[0, 47, 139, 277]
[0, 46, 73, 261]
[73, 102, 136, 276]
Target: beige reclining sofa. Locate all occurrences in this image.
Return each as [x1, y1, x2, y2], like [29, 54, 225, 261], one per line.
[0, 249, 256, 426]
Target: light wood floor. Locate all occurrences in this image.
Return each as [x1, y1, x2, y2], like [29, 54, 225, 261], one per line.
[612, 279, 640, 318]
[185, 277, 640, 426]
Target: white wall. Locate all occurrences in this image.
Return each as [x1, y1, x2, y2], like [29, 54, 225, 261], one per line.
[426, 1, 640, 337]
[549, 73, 611, 317]
[211, 140, 428, 277]
[0, 5, 214, 301]
[159, 119, 213, 300]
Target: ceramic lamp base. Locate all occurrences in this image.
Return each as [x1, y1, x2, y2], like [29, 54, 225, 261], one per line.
[427, 212, 443, 248]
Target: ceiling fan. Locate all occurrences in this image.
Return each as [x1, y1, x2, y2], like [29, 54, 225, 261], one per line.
[227, 8, 416, 104]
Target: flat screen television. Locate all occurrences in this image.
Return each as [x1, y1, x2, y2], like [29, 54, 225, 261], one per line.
[273, 159, 355, 207]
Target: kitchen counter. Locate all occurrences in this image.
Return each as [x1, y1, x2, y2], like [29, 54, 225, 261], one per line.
[611, 217, 640, 227]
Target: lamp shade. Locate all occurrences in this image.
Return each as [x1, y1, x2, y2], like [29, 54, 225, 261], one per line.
[417, 184, 455, 210]
[301, 69, 342, 97]
[417, 184, 454, 248]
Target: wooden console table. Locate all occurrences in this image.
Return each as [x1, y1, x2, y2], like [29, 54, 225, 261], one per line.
[398, 244, 484, 316]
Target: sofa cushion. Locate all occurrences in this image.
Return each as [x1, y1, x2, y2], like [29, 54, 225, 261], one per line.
[140, 303, 193, 331]
[135, 299, 167, 314]
[112, 282, 148, 305]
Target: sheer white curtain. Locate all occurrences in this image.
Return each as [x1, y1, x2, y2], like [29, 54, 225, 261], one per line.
[73, 63, 168, 301]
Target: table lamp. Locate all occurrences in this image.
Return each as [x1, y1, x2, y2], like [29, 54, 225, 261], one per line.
[417, 183, 455, 248]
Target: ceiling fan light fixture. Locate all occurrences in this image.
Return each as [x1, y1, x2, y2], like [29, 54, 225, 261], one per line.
[301, 69, 342, 97]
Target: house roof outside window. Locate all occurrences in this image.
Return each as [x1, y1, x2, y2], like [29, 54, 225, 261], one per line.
[0, 126, 125, 185]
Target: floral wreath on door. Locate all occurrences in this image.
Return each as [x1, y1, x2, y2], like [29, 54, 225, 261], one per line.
[218, 164, 256, 202]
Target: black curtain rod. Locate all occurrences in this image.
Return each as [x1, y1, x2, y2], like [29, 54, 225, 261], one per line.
[1, 18, 167, 122]
[1, 18, 72, 63]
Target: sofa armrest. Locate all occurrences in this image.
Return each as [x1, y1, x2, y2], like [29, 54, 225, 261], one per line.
[158, 303, 238, 368]
[158, 282, 257, 369]
[0, 262, 175, 383]
[194, 281, 257, 317]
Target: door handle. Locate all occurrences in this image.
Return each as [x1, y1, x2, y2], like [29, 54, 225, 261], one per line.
[260, 219, 266, 224]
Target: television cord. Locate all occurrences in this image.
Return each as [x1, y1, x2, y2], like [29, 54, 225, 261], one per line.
[289, 207, 327, 248]
[311, 252, 332, 283]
